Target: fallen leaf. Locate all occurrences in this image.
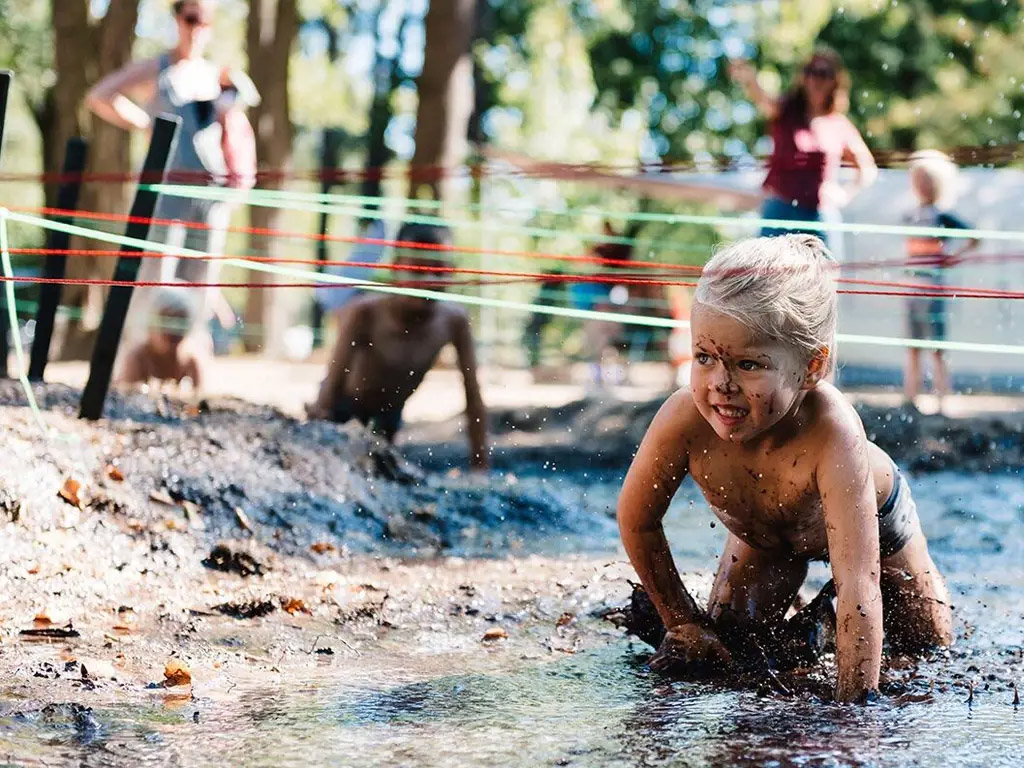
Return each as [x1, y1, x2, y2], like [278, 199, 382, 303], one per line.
[105, 465, 125, 482]
[556, 612, 575, 627]
[58, 477, 83, 509]
[164, 517, 185, 531]
[482, 627, 508, 642]
[183, 404, 201, 418]
[33, 612, 53, 626]
[181, 500, 202, 524]
[163, 659, 192, 687]
[310, 542, 337, 555]
[281, 598, 310, 615]
[149, 489, 176, 506]
[233, 507, 254, 533]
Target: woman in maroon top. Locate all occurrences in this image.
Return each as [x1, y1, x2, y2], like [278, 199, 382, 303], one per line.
[730, 50, 877, 239]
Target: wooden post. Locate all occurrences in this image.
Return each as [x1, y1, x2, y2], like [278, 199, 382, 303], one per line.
[28, 137, 89, 381]
[79, 116, 180, 420]
[311, 127, 343, 346]
[0, 71, 13, 379]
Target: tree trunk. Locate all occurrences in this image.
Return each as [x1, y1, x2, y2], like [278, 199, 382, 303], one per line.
[408, 0, 476, 202]
[54, 1, 140, 360]
[243, 0, 298, 355]
[361, 2, 410, 202]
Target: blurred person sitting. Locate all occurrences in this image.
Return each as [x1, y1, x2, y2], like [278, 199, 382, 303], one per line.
[306, 223, 488, 469]
[901, 150, 979, 413]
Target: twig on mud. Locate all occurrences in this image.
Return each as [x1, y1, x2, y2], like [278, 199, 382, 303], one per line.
[750, 637, 791, 696]
[336, 637, 360, 656]
[306, 634, 324, 654]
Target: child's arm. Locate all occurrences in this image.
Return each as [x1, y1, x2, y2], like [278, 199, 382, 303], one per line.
[817, 420, 884, 702]
[307, 302, 366, 419]
[451, 312, 488, 469]
[618, 393, 729, 667]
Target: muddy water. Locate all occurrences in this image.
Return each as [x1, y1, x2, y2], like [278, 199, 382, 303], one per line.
[3, 469, 1022, 767]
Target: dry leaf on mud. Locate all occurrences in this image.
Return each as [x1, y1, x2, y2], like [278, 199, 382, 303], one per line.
[310, 542, 337, 555]
[33, 611, 53, 626]
[181, 500, 202, 524]
[163, 659, 192, 687]
[482, 627, 508, 642]
[58, 477, 83, 508]
[281, 598, 310, 615]
[556, 612, 575, 627]
[105, 465, 125, 482]
[233, 507, 255, 533]
[149, 489, 176, 506]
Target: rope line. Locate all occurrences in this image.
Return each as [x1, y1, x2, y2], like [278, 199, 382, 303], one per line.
[147, 183, 1024, 243]
[4, 209, 1024, 357]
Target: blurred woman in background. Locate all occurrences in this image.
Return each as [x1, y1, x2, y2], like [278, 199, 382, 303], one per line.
[730, 49, 877, 239]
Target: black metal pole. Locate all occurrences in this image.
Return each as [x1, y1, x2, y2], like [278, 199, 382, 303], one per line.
[28, 137, 88, 382]
[79, 115, 180, 420]
[311, 128, 342, 347]
[0, 70, 13, 379]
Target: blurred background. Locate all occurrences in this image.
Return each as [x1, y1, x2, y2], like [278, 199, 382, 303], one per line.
[1, 0, 1022, 392]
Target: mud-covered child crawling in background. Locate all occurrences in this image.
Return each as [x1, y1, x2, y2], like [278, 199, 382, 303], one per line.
[617, 235, 952, 703]
[117, 284, 205, 392]
[306, 223, 489, 469]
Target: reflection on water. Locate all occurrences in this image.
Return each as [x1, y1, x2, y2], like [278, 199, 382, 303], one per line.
[1, 471, 1021, 767]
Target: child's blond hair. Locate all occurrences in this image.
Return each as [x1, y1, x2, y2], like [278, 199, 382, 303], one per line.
[908, 150, 958, 208]
[695, 235, 838, 372]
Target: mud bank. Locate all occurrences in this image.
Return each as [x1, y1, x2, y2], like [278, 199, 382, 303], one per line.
[402, 394, 1024, 474]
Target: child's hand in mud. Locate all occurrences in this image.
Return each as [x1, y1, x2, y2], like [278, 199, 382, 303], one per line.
[649, 623, 733, 673]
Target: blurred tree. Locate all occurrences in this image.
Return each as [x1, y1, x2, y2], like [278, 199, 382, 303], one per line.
[244, 0, 299, 355]
[408, 0, 477, 201]
[363, 1, 413, 201]
[581, 0, 1024, 163]
[813, 0, 1024, 152]
[51, 1, 141, 359]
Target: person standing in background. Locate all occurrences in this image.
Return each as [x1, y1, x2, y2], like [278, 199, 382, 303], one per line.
[901, 151, 979, 413]
[86, 0, 259, 349]
[730, 49, 877, 241]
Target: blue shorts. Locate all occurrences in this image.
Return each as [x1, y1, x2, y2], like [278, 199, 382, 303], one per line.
[760, 196, 824, 241]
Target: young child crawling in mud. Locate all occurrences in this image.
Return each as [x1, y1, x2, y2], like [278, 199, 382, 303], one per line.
[118, 284, 205, 392]
[307, 222, 489, 469]
[618, 235, 952, 703]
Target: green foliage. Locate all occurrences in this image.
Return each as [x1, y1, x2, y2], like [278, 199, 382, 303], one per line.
[815, 0, 1024, 150]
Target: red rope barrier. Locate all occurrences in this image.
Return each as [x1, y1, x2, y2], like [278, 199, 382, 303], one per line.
[4, 272, 1023, 299]
[8, 245, 1024, 298]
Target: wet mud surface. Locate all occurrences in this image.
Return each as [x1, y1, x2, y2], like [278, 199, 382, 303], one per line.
[1, 381, 1022, 766]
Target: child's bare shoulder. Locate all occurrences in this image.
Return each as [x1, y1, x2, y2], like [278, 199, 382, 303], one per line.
[651, 388, 713, 443]
[802, 384, 868, 450]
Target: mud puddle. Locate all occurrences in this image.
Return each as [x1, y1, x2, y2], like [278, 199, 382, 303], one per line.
[1, 382, 1023, 765]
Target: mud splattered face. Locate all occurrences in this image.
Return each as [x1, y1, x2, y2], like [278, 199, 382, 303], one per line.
[690, 304, 814, 443]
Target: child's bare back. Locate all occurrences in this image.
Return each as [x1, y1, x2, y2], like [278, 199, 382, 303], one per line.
[308, 223, 487, 467]
[311, 294, 476, 423]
